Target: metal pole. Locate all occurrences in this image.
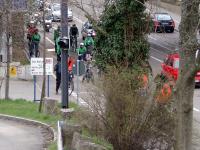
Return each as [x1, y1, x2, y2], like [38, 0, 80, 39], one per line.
[61, 0, 69, 108]
[47, 75, 50, 97]
[4, 0, 10, 100]
[76, 59, 79, 105]
[34, 75, 36, 101]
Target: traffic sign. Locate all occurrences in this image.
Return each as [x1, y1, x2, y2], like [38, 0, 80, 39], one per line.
[31, 58, 53, 76]
[9, 66, 17, 77]
[11, 0, 28, 12]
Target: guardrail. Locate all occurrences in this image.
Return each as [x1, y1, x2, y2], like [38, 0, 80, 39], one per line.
[57, 121, 63, 150]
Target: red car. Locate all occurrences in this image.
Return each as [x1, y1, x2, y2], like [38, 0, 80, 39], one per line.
[161, 53, 200, 86]
[152, 13, 175, 33]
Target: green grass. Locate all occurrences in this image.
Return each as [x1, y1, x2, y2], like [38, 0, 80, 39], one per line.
[0, 99, 77, 127]
[0, 99, 113, 150]
[48, 142, 57, 150]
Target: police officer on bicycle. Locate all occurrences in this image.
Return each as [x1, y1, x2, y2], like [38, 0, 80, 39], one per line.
[31, 29, 41, 57]
[69, 24, 79, 49]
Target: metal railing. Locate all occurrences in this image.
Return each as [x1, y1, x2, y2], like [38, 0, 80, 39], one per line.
[57, 121, 63, 150]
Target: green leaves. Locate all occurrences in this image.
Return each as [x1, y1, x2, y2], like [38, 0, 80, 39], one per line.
[95, 0, 150, 70]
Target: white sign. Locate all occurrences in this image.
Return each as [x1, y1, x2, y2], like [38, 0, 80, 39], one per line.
[31, 58, 53, 76]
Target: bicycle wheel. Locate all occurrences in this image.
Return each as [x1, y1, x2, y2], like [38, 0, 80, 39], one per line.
[36, 50, 40, 57]
[68, 80, 74, 96]
[72, 39, 76, 52]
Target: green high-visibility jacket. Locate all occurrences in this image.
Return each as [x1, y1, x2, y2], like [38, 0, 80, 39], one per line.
[55, 37, 61, 55]
[77, 47, 86, 55]
[54, 29, 60, 42]
[32, 33, 41, 42]
[84, 37, 94, 46]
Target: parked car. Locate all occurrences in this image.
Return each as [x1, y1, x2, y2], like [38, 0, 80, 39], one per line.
[152, 12, 175, 33]
[48, 3, 73, 21]
[81, 21, 96, 40]
[161, 53, 200, 86]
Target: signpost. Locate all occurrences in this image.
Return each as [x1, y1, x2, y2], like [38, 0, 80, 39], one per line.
[31, 58, 53, 101]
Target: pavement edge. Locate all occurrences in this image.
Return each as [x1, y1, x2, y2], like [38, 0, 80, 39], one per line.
[0, 114, 56, 145]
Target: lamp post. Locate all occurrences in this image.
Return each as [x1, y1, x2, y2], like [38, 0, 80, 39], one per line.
[60, 0, 69, 108]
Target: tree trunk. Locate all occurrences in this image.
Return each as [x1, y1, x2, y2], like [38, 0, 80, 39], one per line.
[175, 0, 199, 149]
[39, 3, 46, 113]
[11, 12, 27, 63]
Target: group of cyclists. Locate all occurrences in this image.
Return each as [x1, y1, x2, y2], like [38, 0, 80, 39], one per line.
[53, 23, 95, 94]
[27, 21, 41, 57]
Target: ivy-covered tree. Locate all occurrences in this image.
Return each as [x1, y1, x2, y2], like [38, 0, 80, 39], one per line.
[93, 1, 175, 150]
[95, 0, 150, 70]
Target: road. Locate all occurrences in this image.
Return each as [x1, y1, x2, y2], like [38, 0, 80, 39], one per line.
[0, 119, 45, 150]
[1, 2, 199, 149]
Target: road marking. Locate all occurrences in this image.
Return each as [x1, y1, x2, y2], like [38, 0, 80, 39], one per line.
[150, 47, 168, 55]
[149, 35, 157, 41]
[150, 56, 163, 62]
[194, 108, 200, 112]
[71, 92, 87, 105]
[47, 48, 55, 52]
[46, 37, 55, 45]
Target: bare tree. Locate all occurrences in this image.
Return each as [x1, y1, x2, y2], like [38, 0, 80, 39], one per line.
[39, 0, 48, 112]
[174, 0, 200, 149]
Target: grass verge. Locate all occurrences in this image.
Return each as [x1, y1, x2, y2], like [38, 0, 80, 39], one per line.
[0, 99, 78, 127]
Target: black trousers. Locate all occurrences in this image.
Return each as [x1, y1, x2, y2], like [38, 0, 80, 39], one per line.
[56, 73, 61, 92]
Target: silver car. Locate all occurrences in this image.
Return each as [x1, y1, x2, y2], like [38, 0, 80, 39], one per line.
[49, 3, 73, 22]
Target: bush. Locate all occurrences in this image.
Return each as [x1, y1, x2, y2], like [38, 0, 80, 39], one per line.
[102, 67, 175, 150]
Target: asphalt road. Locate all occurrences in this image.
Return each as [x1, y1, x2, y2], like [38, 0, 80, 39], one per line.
[0, 119, 44, 150]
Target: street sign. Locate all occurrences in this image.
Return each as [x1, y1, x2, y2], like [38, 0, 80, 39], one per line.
[9, 66, 17, 77]
[11, 0, 28, 12]
[31, 58, 53, 76]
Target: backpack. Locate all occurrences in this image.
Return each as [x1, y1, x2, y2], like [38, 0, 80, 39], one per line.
[33, 34, 40, 41]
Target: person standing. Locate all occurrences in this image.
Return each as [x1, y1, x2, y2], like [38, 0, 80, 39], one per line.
[69, 24, 79, 48]
[54, 26, 60, 54]
[55, 36, 61, 60]
[54, 57, 61, 94]
[27, 21, 36, 55]
[31, 29, 41, 57]
[77, 43, 86, 60]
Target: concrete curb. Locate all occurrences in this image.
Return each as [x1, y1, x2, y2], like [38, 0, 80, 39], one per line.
[0, 114, 56, 146]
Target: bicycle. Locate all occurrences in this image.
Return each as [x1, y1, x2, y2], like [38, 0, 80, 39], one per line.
[31, 41, 40, 57]
[71, 35, 77, 52]
[82, 59, 94, 83]
[68, 71, 74, 96]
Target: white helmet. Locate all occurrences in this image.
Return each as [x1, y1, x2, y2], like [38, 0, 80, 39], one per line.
[87, 33, 92, 37]
[30, 20, 35, 24]
[80, 43, 84, 46]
